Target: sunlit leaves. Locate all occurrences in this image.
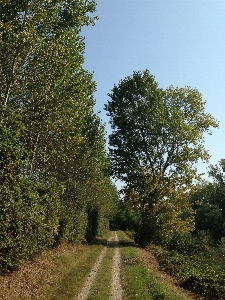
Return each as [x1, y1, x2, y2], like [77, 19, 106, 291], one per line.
[105, 70, 218, 245]
[0, 0, 117, 269]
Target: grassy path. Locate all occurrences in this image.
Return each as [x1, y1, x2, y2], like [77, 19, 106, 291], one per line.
[78, 232, 122, 300]
[77, 243, 108, 300]
[78, 231, 194, 300]
[1, 231, 197, 300]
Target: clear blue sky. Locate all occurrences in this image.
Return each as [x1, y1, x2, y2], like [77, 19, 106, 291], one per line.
[82, 0, 225, 180]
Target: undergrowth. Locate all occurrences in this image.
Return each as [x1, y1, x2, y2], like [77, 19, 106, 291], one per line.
[148, 233, 225, 299]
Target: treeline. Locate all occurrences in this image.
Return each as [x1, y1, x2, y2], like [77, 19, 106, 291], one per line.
[112, 159, 225, 245]
[191, 159, 225, 243]
[0, 0, 117, 271]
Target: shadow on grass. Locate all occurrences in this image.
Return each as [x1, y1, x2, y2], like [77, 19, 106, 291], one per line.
[88, 239, 135, 248]
[90, 231, 138, 249]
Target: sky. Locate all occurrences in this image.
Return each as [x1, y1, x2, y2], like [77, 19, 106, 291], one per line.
[82, 0, 225, 181]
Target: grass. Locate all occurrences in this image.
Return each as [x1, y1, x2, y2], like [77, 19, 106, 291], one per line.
[43, 231, 113, 300]
[1, 230, 198, 300]
[0, 231, 114, 300]
[118, 231, 192, 300]
[48, 245, 103, 299]
[87, 243, 115, 299]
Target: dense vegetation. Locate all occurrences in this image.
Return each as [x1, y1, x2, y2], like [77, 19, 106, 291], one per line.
[148, 232, 225, 299]
[106, 71, 225, 298]
[105, 70, 218, 247]
[1, 2, 225, 298]
[0, 0, 117, 271]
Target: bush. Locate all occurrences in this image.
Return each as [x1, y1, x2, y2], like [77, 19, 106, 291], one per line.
[0, 178, 62, 271]
[58, 192, 88, 244]
[160, 231, 208, 255]
[149, 236, 225, 299]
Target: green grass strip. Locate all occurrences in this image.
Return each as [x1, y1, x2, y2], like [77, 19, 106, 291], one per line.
[118, 231, 191, 300]
[87, 244, 115, 299]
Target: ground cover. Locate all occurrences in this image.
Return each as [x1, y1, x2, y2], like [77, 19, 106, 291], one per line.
[117, 231, 194, 300]
[148, 239, 225, 299]
[47, 244, 105, 300]
[0, 232, 112, 300]
[86, 244, 114, 299]
[1, 230, 212, 300]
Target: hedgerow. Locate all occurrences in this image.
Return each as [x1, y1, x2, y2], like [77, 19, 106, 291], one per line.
[149, 233, 225, 299]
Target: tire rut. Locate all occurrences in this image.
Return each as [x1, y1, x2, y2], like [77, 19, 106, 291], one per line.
[111, 232, 122, 300]
[77, 231, 122, 300]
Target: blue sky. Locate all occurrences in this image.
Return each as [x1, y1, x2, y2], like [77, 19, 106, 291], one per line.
[82, 0, 225, 180]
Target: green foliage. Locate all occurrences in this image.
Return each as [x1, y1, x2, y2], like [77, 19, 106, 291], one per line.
[0, 177, 62, 271]
[160, 231, 208, 255]
[59, 198, 88, 244]
[207, 160, 225, 219]
[105, 70, 218, 246]
[195, 203, 225, 242]
[110, 199, 136, 231]
[0, 0, 118, 272]
[149, 234, 225, 299]
[0, 125, 24, 180]
[191, 159, 225, 243]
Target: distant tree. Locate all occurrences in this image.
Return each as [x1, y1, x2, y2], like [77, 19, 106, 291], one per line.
[109, 198, 136, 231]
[192, 160, 225, 243]
[105, 70, 218, 246]
[208, 159, 225, 215]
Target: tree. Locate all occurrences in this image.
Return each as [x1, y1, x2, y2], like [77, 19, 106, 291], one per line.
[105, 70, 218, 246]
[208, 159, 225, 214]
[192, 160, 225, 243]
[0, 1, 119, 270]
[0, 0, 98, 178]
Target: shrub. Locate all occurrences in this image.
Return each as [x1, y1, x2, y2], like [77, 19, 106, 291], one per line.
[160, 231, 208, 255]
[0, 178, 62, 271]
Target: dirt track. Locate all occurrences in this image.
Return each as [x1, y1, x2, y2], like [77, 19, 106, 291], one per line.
[77, 231, 122, 300]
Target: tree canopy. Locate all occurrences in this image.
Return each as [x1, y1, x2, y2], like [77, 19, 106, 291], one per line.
[105, 70, 218, 246]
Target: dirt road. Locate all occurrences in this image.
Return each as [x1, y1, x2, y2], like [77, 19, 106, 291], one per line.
[77, 231, 122, 300]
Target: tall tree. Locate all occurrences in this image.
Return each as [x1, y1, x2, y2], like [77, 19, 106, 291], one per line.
[0, 0, 98, 178]
[105, 70, 218, 246]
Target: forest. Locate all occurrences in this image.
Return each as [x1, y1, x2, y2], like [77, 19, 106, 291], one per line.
[1, 1, 225, 299]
